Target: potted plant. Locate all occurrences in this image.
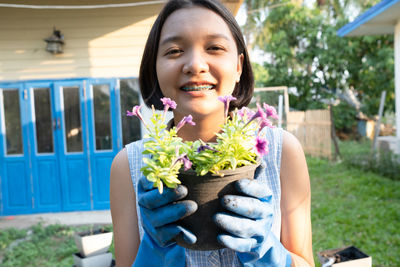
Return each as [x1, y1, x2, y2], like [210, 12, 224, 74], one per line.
[318, 246, 372, 267]
[73, 226, 113, 267]
[73, 252, 113, 267]
[127, 96, 277, 250]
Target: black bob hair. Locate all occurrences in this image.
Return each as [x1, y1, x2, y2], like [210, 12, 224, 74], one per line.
[139, 0, 254, 111]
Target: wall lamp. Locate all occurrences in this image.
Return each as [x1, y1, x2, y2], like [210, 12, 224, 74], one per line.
[44, 27, 64, 54]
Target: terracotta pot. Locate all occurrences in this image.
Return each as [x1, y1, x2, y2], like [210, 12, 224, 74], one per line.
[175, 161, 260, 250]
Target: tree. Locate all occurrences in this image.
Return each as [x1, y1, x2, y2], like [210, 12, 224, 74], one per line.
[244, 0, 394, 117]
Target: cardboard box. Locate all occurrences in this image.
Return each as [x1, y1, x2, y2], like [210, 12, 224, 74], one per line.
[318, 246, 372, 267]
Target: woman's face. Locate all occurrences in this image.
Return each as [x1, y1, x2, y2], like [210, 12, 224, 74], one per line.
[156, 7, 243, 119]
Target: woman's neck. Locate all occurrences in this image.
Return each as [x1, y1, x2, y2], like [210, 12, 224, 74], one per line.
[174, 112, 225, 142]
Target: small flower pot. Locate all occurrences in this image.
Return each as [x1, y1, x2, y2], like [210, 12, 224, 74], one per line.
[73, 252, 113, 267]
[175, 161, 260, 250]
[74, 229, 113, 257]
[318, 246, 372, 267]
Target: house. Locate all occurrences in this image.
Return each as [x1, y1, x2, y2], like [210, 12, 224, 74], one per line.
[0, 0, 242, 216]
[338, 0, 400, 154]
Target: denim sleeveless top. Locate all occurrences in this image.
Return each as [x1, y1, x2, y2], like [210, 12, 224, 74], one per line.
[126, 127, 283, 266]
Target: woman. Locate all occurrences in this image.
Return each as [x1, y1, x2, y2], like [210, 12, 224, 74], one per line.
[110, 0, 314, 266]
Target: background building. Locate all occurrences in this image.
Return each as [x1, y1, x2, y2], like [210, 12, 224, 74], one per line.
[0, 0, 242, 216]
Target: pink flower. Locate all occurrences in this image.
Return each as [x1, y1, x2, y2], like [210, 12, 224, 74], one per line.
[218, 95, 237, 118]
[126, 105, 142, 117]
[263, 103, 278, 119]
[161, 97, 177, 110]
[253, 103, 268, 121]
[127, 105, 148, 128]
[176, 115, 196, 131]
[244, 103, 267, 128]
[237, 107, 255, 120]
[260, 118, 274, 130]
[161, 97, 177, 121]
[254, 136, 269, 156]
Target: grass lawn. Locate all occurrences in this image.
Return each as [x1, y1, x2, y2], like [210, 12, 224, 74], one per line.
[0, 140, 399, 266]
[0, 224, 115, 267]
[309, 140, 400, 266]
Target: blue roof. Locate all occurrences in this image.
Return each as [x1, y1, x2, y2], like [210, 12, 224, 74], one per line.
[337, 0, 400, 37]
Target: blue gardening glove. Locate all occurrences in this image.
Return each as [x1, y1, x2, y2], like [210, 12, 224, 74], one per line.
[213, 178, 292, 267]
[137, 175, 198, 247]
[133, 233, 185, 267]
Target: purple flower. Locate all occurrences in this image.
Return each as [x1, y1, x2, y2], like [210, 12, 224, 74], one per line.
[244, 103, 268, 129]
[173, 153, 192, 171]
[160, 97, 177, 122]
[161, 97, 177, 110]
[259, 118, 274, 131]
[237, 107, 255, 120]
[218, 95, 237, 118]
[180, 155, 192, 171]
[253, 103, 268, 120]
[127, 105, 148, 128]
[126, 105, 142, 117]
[254, 136, 269, 156]
[176, 115, 196, 131]
[263, 103, 278, 119]
[197, 144, 218, 153]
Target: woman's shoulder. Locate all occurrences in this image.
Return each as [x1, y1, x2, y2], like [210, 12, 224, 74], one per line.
[112, 139, 144, 173]
[111, 148, 129, 172]
[280, 129, 309, 189]
[110, 148, 131, 189]
[281, 129, 304, 156]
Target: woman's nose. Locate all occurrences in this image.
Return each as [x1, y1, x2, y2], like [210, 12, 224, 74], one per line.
[182, 51, 209, 75]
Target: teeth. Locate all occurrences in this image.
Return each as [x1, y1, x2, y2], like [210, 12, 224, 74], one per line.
[181, 85, 214, 91]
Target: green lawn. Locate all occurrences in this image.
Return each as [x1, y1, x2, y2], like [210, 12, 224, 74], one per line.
[0, 141, 399, 266]
[309, 140, 400, 266]
[308, 156, 399, 266]
[0, 224, 115, 267]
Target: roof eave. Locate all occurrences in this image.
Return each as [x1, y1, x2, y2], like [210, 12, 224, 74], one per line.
[337, 0, 400, 37]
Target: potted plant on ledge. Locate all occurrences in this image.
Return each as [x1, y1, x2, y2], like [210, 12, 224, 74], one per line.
[73, 226, 113, 267]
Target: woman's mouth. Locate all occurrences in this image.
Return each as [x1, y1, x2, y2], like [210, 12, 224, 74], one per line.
[180, 84, 215, 91]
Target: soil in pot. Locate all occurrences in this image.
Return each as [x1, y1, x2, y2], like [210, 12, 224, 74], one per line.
[77, 228, 109, 237]
[319, 246, 370, 266]
[175, 162, 260, 251]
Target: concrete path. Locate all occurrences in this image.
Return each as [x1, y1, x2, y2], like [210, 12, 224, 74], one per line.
[0, 210, 112, 229]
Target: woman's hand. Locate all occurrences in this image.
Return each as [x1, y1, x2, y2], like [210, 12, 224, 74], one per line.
[213, 178, 292, 266]
[137, 175, 198, 247]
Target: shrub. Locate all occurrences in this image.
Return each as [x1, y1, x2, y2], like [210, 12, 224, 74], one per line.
[332, 101, 358, 134]
[344, 150, 400, 181]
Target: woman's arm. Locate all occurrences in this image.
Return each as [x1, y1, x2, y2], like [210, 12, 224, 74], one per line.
[110, 148, 140, 267]
[280, 130, 315, 267]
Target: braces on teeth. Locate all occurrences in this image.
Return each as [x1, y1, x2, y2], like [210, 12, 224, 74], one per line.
[182, 85, 214, 91]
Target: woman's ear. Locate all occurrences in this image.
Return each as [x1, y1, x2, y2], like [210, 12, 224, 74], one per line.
[236, 53, 244, 83]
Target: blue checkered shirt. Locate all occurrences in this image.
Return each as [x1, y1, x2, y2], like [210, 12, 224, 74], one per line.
[127, 127, 283, 266]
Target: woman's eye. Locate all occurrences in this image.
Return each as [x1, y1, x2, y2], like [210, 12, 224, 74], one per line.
[208, 46, 225, 51]
[165, 48, 182, 56]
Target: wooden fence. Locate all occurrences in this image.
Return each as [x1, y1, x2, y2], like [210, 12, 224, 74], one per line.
[287, 109, 332, 158]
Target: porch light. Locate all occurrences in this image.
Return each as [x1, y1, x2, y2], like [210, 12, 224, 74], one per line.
[44, 27, 64, 54]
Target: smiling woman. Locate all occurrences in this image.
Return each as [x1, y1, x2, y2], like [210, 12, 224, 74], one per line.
[155, 6, 243, 141]
[110, 0, 314, 266]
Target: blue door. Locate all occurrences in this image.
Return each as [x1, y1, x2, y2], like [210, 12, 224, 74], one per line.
[0, 83, 33, 215]
[0, 79, 123, 215]
[53, 81, 91, 211]
[86, 79, 121, 210]
[25, 81, 63, 213]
